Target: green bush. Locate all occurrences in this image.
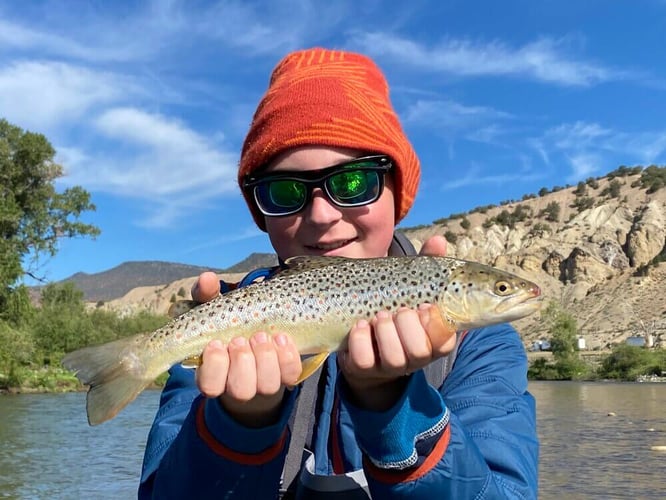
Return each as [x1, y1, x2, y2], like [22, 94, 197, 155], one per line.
[597, 345, 666, 380]
[444, 230, 458, 244]
[540, 201, 561, 222]
[0, 281, 169, 386]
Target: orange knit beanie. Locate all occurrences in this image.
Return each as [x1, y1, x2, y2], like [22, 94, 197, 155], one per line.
[238, 48, 420, 231]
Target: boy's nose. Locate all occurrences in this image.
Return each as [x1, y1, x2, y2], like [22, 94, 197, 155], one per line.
[303, 188, 343, 224]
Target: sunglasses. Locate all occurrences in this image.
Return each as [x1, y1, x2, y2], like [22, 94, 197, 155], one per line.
[242, 155, 393, 217]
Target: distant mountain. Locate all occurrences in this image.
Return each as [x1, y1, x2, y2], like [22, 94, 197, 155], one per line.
[59, 253, 277, 302]
[59, 261, 223, 302]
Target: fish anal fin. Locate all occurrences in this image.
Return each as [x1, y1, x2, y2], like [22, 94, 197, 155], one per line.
[294, 352, 329, 385]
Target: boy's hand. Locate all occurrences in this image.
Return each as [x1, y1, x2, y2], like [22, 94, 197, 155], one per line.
[339, 235, 457, 411]
[190, 272, 301, 428]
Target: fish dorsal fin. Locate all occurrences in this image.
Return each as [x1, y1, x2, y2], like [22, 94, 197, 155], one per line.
[279, 255, 353, 277]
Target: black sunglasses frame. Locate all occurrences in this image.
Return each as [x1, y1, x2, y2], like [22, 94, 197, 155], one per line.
[242, 155, 393, 217]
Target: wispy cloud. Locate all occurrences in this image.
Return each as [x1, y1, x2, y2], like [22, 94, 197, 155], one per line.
[534, 121, 666, 182]
[55, 108, 238, 227]
[72, 107, 236, 196]
[0, 17, 158, 63]
[566, 153, 603, 182]
[0, 61, 132, 130]
[441, 164, 544, 190]
[405, 99, 511, 138]
[356, 33, 622, 86]
[182, 226, 266, 255]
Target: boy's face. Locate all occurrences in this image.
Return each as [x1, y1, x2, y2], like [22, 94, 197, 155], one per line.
[262, 146, 396, 260]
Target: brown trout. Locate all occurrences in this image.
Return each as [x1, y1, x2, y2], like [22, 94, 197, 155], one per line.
[62, 255, 542, 425]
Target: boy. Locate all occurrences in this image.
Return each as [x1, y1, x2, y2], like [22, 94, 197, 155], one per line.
[139, 48, 538, 499]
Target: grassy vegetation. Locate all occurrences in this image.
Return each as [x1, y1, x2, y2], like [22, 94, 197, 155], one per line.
[527, 302, 665, 381]
[0, 282, 169, 392]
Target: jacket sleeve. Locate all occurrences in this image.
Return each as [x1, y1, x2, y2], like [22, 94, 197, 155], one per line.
[341, 324, 539, 499]
[138, 364, 298, 499]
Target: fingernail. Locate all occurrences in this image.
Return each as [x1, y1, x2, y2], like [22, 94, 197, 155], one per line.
[274, 334, 288, 347]
[231, 337, 247, 347]
[209, 339, 224, 349]
[355, 319, 369, 329]
[376, 310, 391, 320]
[253, 332, 268, 344]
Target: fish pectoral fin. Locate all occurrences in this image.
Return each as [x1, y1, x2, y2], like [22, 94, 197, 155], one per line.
[294, 352, 329, 385]
[168, 300, 199, 318]
[181, 354, 202, 369]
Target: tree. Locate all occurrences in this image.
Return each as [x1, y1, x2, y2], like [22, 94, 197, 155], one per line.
[540, 301, 589, 379]
[540, 201, 561, 222]
[574, 181, 587, 197]
[547, 307, 578, 360]
[0, 119, 100, 315]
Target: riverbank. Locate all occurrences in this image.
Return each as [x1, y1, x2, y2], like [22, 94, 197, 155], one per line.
[0, 366, 168, 394]
[3, 363, 665, 396]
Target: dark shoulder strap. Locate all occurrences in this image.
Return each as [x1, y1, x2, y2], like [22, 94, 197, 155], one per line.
[389, 231, 416, 256]
[281, 363, 324, 497]
[423, 333, 463, 389]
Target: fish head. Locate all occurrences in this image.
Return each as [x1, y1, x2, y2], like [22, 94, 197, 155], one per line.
[437, 260, 543, 329]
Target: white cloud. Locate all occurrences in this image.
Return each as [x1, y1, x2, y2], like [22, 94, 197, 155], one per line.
[55, 108, 239, 227]
[544, 121, 613, 150]
[59, 108, 237, 201]
[535, 121, 666, 182]
[567, 153, 602, 182]
[0, 18, 155, 62]
[183, 225, 266, 255]
[75, 107, 238, 196]
[0, 61, 130, 130]
[405, 99, 511, 137]
[356, 33, 619, 86]
[441, 164, 544, 190]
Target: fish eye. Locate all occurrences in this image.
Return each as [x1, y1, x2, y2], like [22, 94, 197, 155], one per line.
[495, 280, 512, 295]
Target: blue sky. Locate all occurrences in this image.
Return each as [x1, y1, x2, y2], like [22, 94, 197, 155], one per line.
[3, 1, 666, 283]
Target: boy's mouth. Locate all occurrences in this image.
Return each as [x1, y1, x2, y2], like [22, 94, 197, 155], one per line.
[306, 238, 356, 252]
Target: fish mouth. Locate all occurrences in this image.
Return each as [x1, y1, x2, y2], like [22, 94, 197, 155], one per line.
[495, 294, 544, 318]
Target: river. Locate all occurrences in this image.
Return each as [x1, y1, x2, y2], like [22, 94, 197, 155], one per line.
[0, 382, 664, 499]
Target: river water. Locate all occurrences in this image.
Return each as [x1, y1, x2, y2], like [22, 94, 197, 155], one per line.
[0, 382, 664, 499]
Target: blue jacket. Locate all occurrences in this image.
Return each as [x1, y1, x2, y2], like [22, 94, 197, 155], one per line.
[139, 277, 538, 499]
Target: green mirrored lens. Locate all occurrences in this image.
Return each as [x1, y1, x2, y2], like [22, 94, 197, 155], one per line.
[268, 180, 306, 208]
[329, 171, 368, 200]
[327, 169, 382, 205]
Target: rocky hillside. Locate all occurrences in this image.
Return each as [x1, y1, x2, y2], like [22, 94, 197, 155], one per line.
[95, 167, 666, 351]
[403, 167, 666, 349]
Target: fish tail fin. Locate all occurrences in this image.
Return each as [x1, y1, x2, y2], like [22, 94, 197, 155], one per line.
[62, 334, 153, 426]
